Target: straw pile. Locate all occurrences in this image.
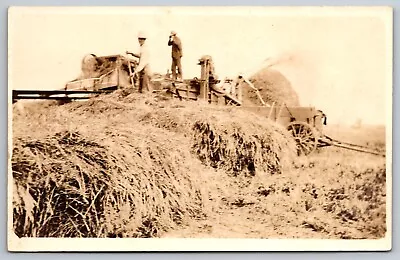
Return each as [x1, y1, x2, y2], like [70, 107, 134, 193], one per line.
[112, 93, 297, 176]
[241, 68, 300, 106]
[12, 126, 213, 238]
[133, 101, 296, 176]
[12, 91, 296, 238]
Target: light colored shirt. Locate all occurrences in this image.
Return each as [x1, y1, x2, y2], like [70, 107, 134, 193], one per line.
[136, 43, 150, 73]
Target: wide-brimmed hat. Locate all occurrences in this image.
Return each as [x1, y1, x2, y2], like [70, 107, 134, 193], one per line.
[137, 31, 147, 39]
[170, 31, 177, 36]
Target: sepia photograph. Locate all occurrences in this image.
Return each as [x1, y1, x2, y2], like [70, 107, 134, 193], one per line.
[8, 6, 392, 251]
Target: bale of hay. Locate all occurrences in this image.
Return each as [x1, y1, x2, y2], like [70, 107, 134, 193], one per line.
[241, 68, 300, 107]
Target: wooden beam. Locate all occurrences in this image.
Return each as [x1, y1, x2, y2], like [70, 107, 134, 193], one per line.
[199, 60, 209, 100]
[12, 96, 91, 101]
[13, 90, 114, 95]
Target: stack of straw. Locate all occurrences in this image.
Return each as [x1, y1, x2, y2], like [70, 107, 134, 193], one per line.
[12, 91, 295, 238]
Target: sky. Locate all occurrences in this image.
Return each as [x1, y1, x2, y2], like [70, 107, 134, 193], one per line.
[8, 7, 392, 125]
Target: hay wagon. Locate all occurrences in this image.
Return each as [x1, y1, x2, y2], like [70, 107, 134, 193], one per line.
[239, 105, 325, 155]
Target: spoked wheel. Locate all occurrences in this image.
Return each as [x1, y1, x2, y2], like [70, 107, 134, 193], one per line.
[287, 121, 318, 156]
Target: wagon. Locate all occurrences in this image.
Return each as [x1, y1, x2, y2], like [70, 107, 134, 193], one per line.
[239, 105, 325, 155]
[167, 55, 385, 157]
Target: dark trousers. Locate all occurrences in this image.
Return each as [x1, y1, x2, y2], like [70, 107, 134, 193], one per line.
[138, 70, 152, 93]
[171, 57, 182, 80]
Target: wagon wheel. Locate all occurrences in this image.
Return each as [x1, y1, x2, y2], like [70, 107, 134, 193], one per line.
[287, 121, 318, 156]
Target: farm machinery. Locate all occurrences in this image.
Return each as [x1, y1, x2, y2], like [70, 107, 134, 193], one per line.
[12, 53, 385, 157]
[157, 55, 386, 157]
[12, 54, 125, 103]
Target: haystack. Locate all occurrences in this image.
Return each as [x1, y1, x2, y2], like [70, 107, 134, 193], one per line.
[241, 68, 300, 107]
[12, 126, 213, 238]
[131, 98, 296, 176]
[12, 91, 296, 238]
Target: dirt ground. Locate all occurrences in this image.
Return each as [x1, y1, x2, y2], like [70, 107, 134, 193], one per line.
[163, 126, 387, 239]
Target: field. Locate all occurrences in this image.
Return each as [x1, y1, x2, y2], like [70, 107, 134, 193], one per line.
[165, 121, 387, 238]
[165, 147, 387, 239]
[11, 91, 387, 239]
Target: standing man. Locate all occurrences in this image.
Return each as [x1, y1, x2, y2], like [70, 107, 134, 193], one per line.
[126, 31, 152, 93]
[168, 31, 183, 81]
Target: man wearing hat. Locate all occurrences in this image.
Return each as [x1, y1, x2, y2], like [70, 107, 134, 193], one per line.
[168, 31, 183, 81]
[126, 31, 152, 93]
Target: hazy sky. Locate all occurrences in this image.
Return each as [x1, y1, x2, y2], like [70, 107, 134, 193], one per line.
[9, 7, 392, 125]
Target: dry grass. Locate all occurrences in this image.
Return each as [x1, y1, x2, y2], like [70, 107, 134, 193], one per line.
[12, 126, 215, 238]
[11, 89, 386, 239]
[11, 90, 296, 238]
[131, 97, 296, 176]
[164, 148, 387, 239]
[253, 149, 386, 239]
